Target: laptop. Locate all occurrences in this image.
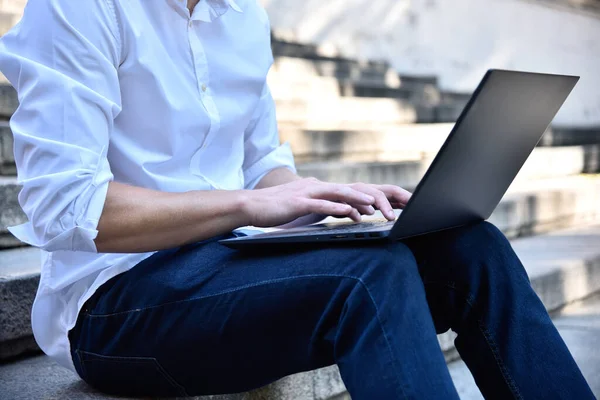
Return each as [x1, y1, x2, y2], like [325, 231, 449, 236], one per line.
[220, 69, 579, 249]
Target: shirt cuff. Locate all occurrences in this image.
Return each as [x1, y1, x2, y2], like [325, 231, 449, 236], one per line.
[243, 142, 296, 189]
[8, 153, 112, 253]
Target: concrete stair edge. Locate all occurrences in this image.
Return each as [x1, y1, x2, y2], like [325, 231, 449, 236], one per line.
[280, 125, 600, 160]
[294, 145, 600, 180]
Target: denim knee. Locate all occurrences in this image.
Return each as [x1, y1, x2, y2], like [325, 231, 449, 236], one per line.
[358, 241, 420, 282]
[438, 222, 531, 301]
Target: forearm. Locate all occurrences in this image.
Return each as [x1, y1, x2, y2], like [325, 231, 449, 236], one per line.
[95, 181, 250, 253]
[254, 167, 301, 189]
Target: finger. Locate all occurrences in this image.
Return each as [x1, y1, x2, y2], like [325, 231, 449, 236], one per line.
[330, 202, 367, 221]
[310, 183, 375, 206]
[337, 202, 373, 217]
[351, 185, 395, 220]
[301, 199, 355, 218]
[373, 184, 412, 206]
[389, 202, 407, 210]
[355, 205, 376, 215]
[347, 207, 362, 222]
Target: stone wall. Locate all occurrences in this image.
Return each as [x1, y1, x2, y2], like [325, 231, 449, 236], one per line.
[261, 0, 600, 126]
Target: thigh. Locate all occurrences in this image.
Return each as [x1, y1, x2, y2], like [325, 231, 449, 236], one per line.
[71, 235, 421, 397]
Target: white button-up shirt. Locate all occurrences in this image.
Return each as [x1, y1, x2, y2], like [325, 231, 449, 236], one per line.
[0, 0, 295, 371]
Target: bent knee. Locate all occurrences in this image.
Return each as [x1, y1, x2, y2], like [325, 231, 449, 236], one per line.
[419, 221, 529, 287]
[324, 241, 420, 286]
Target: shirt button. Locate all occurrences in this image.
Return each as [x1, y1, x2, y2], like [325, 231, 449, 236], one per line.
[188, 21, 193, 28]
[201, 84, 207, 92]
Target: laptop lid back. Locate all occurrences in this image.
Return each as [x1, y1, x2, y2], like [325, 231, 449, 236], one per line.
[390, 69, 579, 239]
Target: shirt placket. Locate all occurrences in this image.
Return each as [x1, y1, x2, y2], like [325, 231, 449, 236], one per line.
[187, 15, 221, 159]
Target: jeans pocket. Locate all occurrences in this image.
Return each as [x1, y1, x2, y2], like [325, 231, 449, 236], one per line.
[76, 350, 187, 397]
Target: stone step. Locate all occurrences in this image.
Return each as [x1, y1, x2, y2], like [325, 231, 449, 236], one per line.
[281, 124, 452, 162]
[283, 124, 600, 169]
[296, 145, 599, 186]
[0, 246, 40, 360]
[271, 34, 390, 73]
[0, 81, 17, 119]
[2, 223, 600, 399]
[268, 73, 414, 104]
[268, 74, 344, 103]
[0, 120, 15, 175]
[0, 176, 24, 248]
[270, 56, 400, 88]
[269, 56, 442, 106]
[436, 92, 473, 123]
[487, 174, 600, 239]
[275, 96, 422, 127]
[277, 88, 468, 125]
[540, 125, 600, 147]
[270, 36, 441, 92]
[268, 57, 442, 122]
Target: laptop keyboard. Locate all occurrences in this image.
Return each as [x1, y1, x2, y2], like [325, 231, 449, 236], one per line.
[320, 219, 395, 234]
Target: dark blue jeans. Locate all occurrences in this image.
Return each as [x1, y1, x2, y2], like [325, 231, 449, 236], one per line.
[69, 222, 594, 399]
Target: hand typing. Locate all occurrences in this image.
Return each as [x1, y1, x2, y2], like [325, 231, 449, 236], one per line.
[243, 178, 412, 228]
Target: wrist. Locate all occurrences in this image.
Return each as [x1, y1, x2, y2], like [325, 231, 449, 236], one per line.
[235, 189, 256, 227]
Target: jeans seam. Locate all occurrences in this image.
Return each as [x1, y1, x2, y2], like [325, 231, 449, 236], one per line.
[476, 323, 523, 400]
[423, 280, 523, 400]
[85, 273, 409, 399]
[75, 349, 88, 381]
[88, 274, 362, 318]
[350, 276, 409, 400]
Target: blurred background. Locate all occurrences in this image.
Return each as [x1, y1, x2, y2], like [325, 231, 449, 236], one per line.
[0, 0, 599, 399]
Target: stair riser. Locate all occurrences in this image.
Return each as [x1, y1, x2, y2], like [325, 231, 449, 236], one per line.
[296, 146, 598, 182]
[286, 126, 600, 170]
[541, 127, 600, 147]
[0, 121, 14, 175]
[271, 57, 396, 85]
[0, 178, 23, 248]
[0, 273, 40, 360]
[0, 83, 17, 119]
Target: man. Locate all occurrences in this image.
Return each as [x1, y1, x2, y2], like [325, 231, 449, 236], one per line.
[0, 0, 593, 398]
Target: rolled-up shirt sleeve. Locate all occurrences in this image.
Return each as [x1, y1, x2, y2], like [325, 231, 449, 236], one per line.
[0, 0, 121, 252]
[242, 83, 296, 189]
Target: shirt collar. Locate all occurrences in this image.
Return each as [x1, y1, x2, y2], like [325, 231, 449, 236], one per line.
[204, 0, 243, 17]
[170, 0, 243, 22]
[226, 0, 243, 13]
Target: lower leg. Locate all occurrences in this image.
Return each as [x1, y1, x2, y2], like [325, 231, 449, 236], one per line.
[405, 222, 594, 399]
[329, 242, 459, 399]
